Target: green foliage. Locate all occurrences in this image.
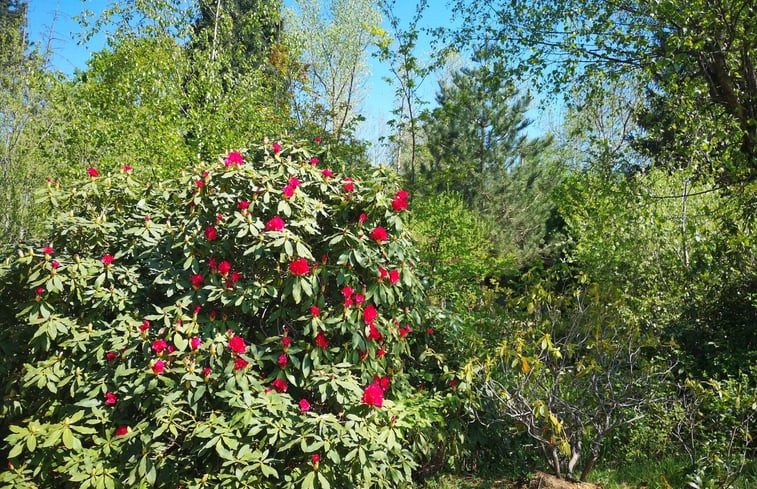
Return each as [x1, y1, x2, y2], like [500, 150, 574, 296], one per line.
[0, 139, 443, 488]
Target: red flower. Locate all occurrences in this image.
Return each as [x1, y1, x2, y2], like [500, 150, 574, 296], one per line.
[379, 376, 391, 391]
[273, 143, 281, 153]
[106, 351, 119, 361]
[299, 399, 311, 412]
[391, 197, 408, 212]
[450, 379, 458, 387]
[282, 336, 292, 349]
[315, 136, 322, 143]
[122, 165, 132, 172]
[36, 287, 45, 296]
[51, 260, 60, 269]
[362, 383, 384, 407]
[378, 267, 388, 280]
[101, 254, 115, 266]
[322, 168, 333, 178]
[282, 185, 295, 198]
[289, 258, 309, 276]
[105, 392, 118, 405]
[370, 227, 388, 243]
[396, 190, 409, 200]
[194, 305, 202, 315]
[343, 177, 354, 192]
[265, 215, 285, 231]
[344, 297, 353, 308]
[152, 340, 168, 354]
[311, 453, 320, 464]
[43, 246, 54, 255]
[427, 328, 435, 335]
[218, 261, 232, 276]
[310, 157, 319, 165]
[278, 354, 288, 369]
[315, 331, 328, 349]
[398, 326, 412, 338]
[202, 367, 212, 377]
[208, 257, 217, 271]
[363, 304, 378, 324]
[354, 294, 365, 304]
[234, 357, 249, 371]
[204, 226, 217, 241]
[341, 286, 354, 298]
[225, 151, 244, 166]
[191, 337, 202, 350]
[310, 305, 320, 316]
[229, 335, 247, 354]
[190, 274, 204, 289]
[139, 320, 150, 332]
[288, 177, 301, 188]
[359, 213, 367, 223]
[389, 269, 400, 284]
[196, 179, 205, 188]
[230, 271, 242, 283]
[237, 200, 250, 210]
[152, 360, 165, 374]
[377, 348, 386, 358]
[87, 167, 99, 177]
[368, 323, 383, 341]
[114, 426, 129, 437]
[271, 378, 288, 392]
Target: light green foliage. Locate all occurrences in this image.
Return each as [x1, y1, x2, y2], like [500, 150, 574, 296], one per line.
[285, 0, 383, 143]
[0, 140, 442, 487]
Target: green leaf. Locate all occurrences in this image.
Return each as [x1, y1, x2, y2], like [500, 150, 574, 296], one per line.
[301, 471, 316, 489]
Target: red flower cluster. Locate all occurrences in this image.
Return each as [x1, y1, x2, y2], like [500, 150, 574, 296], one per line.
[310, 157, 319, 165]
[114, 426, 128, 437]
[315, 331, 328, 349]
[87, 167, 99, 178]
[152, 360, 166, 374]
[299, 399, 311, 412]
[152, 339, 168, 354]
[391, 189, 409, 212]
[282, 176, 300, 198]
[370, 227, 388, 243]
[363, 304, 378, 324]
[190, 274, 204, 289]
[218, 260, 231, 275]
[398, 325, 412, 338]
[271, 378, 288, 392]
[104, 392, 118, 405]
[43, 246, 54, 255]
[229, 335, 247, 354]
[101, 254, 114, 266]
[289, 258, 309, 276]
[362, 383, 384, 407]
[322, 168, 333, 178]
[225, 151, 244, 166]
[237, 200, 250, 210]
[278, 354, 288, 369]
[266, 215, 285, 231]
[234, 357, 249, 370]
[190, 337, 202, 350]
[205, 226, 217, 241]
[343, 177, 354, 193]
[310, 305, 320, 316]
[273, 142, 281, 154]
[368, 324, 383, 342]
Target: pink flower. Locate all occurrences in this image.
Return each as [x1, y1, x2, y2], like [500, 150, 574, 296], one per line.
[289, 258, 309, 276]
[43, 246, 54, 255]
[362, 383, 384, 407]
[122, 165, 132, 172]
[194, 305, 202, 315]
[114, 426, 129, 437]
[152, 339, 168, 354]
[237, 200, 250, 210]
[218, 260, 232, 276]
[51, 260, 60, 269]
[271, 378, 288, 392]
[138, 320, 150, 333]
[378, 267, 388, 280]
[282, 336, 292, 349]
[278, 354, 288, 369]
[389, 269, 400, 284]
[311, 453, 320, 465]
[229, 335, 247, 354]
[363, 304, 378, 324]
[196, 179, 205, 188]
[359, 213, 367, 223]
[152, 360, 165, 374]
[202, 367, 212, 377]
[272, 143, 281, 153]
[106, 351, 119, 361]
[343, 177, 354, 192]
[265, 216, 285, 231]
[310, 305, 320, 316]
[315, 331, 328, 349]
[288, 177, 301, 188]
[379, 376, 391, 391]
[234, 357, 249, 371]
[205, 226, 217, 241]
[36, 287, 45, 296]
[299, 399, 311, 412]
[341, 286, 354, 298]
[282, 185, 295, 198]
[322, 168, 333, 178]
[101, 254, 115, 266]
[105, 392, 118, 405]
[225, 151, 244, 166]
[190, 337, 202, 350]
[190, 274, 204, 289]
[354, 294, 365, 304]
[370, 227, 388, 243]
[368, 323, 383, 341]
[87, 167, 99, 177]
[310, 157, 319, 165]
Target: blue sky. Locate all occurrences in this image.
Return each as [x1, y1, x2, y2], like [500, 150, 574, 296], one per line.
[25, 0, 553, 145]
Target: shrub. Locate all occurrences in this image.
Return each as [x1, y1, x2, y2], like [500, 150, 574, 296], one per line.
[0, 139, 438, 488]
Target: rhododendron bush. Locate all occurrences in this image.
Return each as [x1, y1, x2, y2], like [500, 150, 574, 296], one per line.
[0, 140, 441, 488]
